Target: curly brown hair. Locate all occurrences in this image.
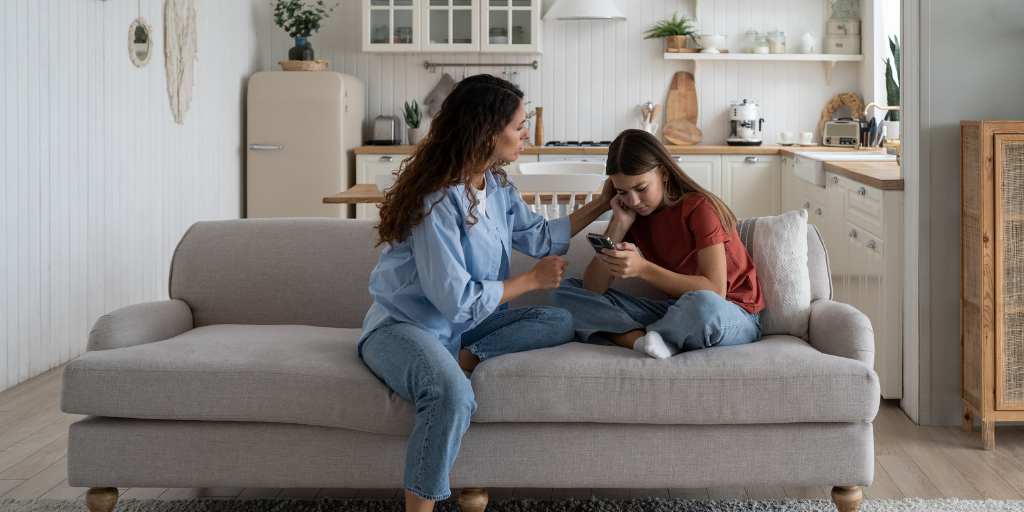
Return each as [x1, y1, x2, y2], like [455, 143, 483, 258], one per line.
[606, 129, 737, 232]
[376, 75, 524, 245]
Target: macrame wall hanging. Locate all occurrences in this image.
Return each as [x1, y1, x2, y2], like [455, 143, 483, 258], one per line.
[164, 0, 197, 124]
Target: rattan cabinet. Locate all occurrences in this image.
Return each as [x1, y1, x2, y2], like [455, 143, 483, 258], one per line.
[961, 120, 1024, 450]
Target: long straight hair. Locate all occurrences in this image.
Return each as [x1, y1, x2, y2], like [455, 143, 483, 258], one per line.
[606, 129, 737, 232]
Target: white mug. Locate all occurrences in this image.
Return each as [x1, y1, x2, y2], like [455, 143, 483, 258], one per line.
[799, 131, 815, 145]
[779, 131, 795, 144]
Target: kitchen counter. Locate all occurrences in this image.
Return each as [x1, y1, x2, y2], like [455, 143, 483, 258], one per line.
[355, 144, 784, 156]
[823, 160, 904, 191]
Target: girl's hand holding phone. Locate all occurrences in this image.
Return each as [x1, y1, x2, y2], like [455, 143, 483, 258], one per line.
[598, 242, 648, 279]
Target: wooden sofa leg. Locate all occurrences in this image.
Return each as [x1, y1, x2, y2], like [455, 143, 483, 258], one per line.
[831, 486, 863, 512]
[982, 419, 996, 450]
[86, 487, 119, 512]
[458, 488, 489, 512]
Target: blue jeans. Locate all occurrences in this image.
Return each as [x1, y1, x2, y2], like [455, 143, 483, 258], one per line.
[553, 278, 762, 351]
[358, 306, 574, 501]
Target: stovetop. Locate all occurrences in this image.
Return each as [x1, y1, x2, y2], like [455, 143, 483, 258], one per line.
[544, 140, 613, 147]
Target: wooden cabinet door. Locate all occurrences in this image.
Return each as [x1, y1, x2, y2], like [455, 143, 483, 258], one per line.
[994, 134, 1024, 410]
[357, 154, 406, 219]
[364, 0, 421, 52]
[672, 155, 721, 198]
[423, 0, 479, 52]
[480, 0, 541, 53]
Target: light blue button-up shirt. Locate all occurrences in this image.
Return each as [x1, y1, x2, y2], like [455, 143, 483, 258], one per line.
[359, 171, 572, 356]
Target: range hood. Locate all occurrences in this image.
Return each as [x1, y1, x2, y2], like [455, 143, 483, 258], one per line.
[543, 0, 626, 21]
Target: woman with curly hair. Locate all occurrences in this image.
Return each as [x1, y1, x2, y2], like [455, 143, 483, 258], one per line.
[358, 74, 612, 511]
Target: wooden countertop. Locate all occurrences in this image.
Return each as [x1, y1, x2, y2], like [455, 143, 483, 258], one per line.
[824, 160, 904, 191]
[333, 146, 903, 204]
[324, 184, 598, 205]
[355, 144, 785, 156]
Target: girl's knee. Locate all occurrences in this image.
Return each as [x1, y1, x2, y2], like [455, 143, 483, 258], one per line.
[532, 306, 576, 342]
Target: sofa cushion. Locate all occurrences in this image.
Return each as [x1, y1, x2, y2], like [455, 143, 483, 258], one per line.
[61, 325, 416, 436]
[62, 327, 877, 431]
[471, 335, 879, 425]
[737, 210, 812, 338]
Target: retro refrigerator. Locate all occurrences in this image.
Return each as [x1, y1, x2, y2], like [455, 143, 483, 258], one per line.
[246, 71, 365, 218]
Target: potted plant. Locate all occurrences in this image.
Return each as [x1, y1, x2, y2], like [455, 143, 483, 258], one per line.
[643, 13, 697, 52]
[883, 35, 900, 139]
[404, 100, 424, 145]
[273, 0, 339, 61]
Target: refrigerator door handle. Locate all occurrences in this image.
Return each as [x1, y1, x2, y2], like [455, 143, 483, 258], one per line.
[249, 144, 284, 151]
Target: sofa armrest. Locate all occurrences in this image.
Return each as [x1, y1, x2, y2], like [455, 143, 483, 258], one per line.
[807, 299, 875, 366]
[87, 300, 193, 351]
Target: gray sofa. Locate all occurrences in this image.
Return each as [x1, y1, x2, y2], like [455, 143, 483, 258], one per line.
[61, 219, 879, 512]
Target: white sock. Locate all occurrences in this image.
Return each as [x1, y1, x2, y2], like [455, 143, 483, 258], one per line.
[633, 330, 674, 359]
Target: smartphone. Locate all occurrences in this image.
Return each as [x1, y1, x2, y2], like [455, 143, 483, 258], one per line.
[587, 233, 616, 252]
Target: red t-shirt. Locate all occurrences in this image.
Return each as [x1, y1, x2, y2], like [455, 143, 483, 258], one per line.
[624, 193, 765, 314]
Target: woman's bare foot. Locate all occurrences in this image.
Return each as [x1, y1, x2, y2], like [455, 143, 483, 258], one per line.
[458, 348, 480, 375]
[404, 489, 434, 512]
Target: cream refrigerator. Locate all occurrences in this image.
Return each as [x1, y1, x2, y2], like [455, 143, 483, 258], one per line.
[246, 71, 364, 218]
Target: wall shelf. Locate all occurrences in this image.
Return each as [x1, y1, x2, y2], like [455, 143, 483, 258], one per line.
[664, 52, 864, 84]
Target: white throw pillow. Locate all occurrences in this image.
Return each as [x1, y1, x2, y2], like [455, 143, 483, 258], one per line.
[749, 209, 811, 338]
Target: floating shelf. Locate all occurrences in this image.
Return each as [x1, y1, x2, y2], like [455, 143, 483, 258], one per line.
[664, 52, 864, 84]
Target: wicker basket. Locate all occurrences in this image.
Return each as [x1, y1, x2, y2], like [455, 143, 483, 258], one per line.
[279, 59, 329, 72]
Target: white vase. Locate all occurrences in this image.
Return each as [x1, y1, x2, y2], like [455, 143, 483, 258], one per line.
[883, 120, 900, 140]
[407, 127, 424, 145]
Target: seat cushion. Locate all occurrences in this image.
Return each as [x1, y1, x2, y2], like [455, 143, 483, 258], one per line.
[62, 327, 878, 432]
[61, 325, 416, 436]
[471, 336, 880, 424]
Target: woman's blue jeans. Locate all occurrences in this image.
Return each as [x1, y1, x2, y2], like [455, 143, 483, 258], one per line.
[358, 306, 574, 501]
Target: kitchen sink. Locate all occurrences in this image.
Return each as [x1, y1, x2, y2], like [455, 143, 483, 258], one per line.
[792, 151, 897, 187]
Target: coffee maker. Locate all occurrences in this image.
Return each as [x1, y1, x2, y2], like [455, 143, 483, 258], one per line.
[726, 99, 765, 146]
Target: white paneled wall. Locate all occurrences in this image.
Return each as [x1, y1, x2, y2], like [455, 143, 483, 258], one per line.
[257, 0, 861, 144]
[0, 0, 263, 391]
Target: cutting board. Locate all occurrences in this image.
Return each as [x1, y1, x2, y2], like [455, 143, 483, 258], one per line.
[664, 71, 702, 145]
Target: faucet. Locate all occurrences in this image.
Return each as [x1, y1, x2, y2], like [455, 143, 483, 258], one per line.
[864, 102, 901, 119]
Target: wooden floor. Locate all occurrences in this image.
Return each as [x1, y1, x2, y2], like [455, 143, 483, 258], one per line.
[4, 366, 1024, 503]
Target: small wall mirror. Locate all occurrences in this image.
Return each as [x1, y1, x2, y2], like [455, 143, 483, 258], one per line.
[129, 18, 153, 67]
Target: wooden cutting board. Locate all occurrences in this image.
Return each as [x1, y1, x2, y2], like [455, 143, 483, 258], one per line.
[664, 71, 702, 145]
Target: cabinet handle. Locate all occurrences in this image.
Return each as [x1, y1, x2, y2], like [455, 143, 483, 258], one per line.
[674, 156, 684, 162]
[249, 144, 283, 151]
[815, 208, 823, 216]
[867, 240, 877, 250]
[857, 186, 867, 196]
[744, 156, 759, 164]
[803, 201, 811, 209]
[849, 229, 858, 239]
[379, 156, 394, 163]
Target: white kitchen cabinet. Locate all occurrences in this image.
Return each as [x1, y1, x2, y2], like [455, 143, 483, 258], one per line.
[481, 0, 542, 53]
[722, 155, 781, 220]
[356, 153, 407, 219]
[672, 155, 721, 198]
[423, 0, 479, 52]
[363, 0, 540, 53]
[824, 171, 904, 399]
[363, 0, 420, 52]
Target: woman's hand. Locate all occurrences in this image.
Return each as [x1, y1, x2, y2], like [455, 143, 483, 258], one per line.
[598, 242, 648, 279]
[609, 195, 637, 227]
[530, 255, 568, 290]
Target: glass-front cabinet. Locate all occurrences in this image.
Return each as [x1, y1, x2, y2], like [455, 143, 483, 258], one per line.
[363, 0, 420, 52]
[481, 0, 540, 53]
[363, 0, 540, 53]
[423, 0, 479, 52]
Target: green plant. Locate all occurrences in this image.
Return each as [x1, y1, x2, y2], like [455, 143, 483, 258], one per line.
[403, 100, 422, 129]
[883, 35, 900, 121]
[272, 0, 339, 39]
[643, 12, 697, 40]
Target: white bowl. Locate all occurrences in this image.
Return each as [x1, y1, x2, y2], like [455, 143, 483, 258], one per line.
[697, 34, 727, 53]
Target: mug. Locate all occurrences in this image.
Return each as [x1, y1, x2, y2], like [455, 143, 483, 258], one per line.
[799, 131, 815, 145]
[778, 131, 795, 144]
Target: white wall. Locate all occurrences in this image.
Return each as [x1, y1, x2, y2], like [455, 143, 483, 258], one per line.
[258, 0, 862, 145]
[0, 0, 264, 392]
[910, 0, 1024, 424]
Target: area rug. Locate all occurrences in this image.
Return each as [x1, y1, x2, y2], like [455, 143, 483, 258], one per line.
[3, 497, 1024, 512]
